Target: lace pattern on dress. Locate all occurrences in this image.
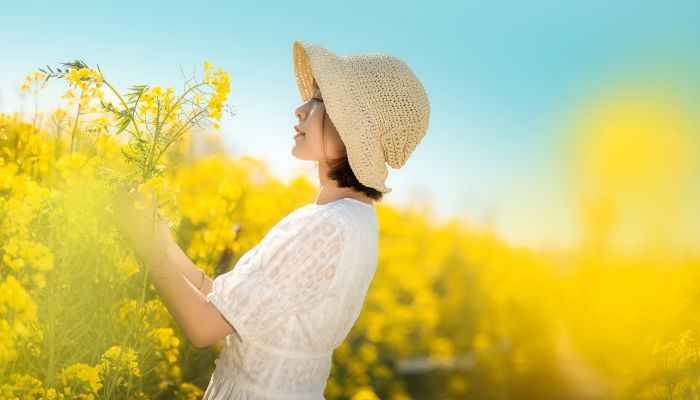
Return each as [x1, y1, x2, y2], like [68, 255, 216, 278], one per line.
[207, 207, 349, 343]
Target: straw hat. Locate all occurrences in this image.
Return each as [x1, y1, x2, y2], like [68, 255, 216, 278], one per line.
[292, 40, 430, 194]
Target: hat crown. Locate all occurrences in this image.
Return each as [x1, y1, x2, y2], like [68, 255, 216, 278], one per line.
[344, 53, 431, 169]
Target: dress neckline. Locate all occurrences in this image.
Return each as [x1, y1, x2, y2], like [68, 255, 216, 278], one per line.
[310, 197, 374, 208]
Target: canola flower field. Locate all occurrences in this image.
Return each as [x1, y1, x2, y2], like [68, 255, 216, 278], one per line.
[1, 61, 699, 399]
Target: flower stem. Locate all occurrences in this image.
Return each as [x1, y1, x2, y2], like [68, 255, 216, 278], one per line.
[70, 96, 82, 155]
[149, 109, 207, 173]
[159, 82, 208, 126]
[101, 79, 144, 140]
[143, 99, 162, 181]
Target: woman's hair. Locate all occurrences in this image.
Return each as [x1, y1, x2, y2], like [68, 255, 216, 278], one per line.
[313, 80, 384, 202]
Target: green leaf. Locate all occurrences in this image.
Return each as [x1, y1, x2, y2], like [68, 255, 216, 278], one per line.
[114, 118, 131, 136]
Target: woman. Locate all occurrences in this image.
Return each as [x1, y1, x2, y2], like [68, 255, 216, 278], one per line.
[111, 40, 430, 399]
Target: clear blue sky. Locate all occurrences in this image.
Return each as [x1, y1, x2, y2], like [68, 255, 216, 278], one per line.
[2, 0, 699, 251]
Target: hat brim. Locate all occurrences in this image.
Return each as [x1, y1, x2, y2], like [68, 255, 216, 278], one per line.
[293, 40, 392, 194]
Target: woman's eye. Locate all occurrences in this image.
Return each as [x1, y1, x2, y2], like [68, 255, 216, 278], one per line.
[311, 97, 324, 103]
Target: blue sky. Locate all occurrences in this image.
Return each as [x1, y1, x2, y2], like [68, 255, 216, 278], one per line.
[1, 0, 699, 251]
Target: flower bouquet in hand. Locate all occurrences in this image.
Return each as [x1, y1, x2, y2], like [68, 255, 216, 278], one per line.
[41, 59, 233, 236]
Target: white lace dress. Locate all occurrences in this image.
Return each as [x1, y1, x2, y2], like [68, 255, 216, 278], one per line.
[202, 198, 378, 399]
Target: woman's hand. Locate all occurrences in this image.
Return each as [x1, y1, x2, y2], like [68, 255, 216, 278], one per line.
[109, 181, 172, 269]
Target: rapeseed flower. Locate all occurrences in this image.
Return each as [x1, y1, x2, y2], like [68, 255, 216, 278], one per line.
[60, 362, 103, 396]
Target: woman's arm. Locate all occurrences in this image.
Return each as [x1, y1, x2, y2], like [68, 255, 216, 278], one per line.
[167, 238, 214, 296]
[140, 229, 237, 348]
[110, 184, 236, 348]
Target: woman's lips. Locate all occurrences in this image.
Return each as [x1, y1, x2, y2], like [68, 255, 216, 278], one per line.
[294, 125, 305, 138]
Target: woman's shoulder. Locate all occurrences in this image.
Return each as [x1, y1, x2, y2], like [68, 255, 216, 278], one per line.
[266, 199, 375, 242]
[286, 203, 351, 231]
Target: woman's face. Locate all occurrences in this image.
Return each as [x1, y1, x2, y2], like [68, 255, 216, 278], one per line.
[292, 82, 346, 162]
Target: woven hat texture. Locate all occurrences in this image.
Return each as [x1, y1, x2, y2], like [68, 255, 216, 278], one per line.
[293, 40, 430, 194]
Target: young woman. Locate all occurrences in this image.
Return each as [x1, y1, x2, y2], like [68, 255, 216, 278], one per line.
[111, 40, 430, 399]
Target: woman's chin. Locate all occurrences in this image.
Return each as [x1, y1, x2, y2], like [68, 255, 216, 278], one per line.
[291, 149, 314, 162]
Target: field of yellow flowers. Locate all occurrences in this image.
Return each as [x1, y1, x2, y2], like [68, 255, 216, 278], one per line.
[1, 61, 699, 399]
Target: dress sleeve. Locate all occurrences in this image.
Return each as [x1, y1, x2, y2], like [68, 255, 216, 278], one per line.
[206, 208, 350, 342]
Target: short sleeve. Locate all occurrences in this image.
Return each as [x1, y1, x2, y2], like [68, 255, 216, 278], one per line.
[206, 208, 350, 342]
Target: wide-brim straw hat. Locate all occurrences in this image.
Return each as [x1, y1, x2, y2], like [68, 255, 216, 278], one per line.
[292, 40, 430, 194]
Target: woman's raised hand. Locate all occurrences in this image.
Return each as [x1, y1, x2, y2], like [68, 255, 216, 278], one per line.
[109, 181, 172, 268]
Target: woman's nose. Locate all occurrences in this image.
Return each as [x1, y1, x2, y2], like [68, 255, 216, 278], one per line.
[295, 104, 306, 120]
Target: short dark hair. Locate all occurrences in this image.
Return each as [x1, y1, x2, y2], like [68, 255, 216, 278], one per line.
[320, 113, 384, 202]
[313, 79, 384, 202]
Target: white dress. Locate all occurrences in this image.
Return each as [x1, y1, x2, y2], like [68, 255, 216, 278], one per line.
[202, 198, 379, 399]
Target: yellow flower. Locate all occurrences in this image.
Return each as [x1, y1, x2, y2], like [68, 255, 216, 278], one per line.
[61, 89, 75, 100]
[150, 327, 181, 349]
[60, 363, 103, 395]
[151, 86, 164, 97]
[350, 387, 381, 400]
[117, 299, 138, 321]
[97, 345, 141, 378]
[18, 71, 47, 93]
[0, 274, 38, 321]
[53, 107, 67, 120]
[3, 239, 18, 256]
[32, 273, 46, 289]
[66, 68, 80, 85]
[178, 382, 204, 400]
[138, 175, 167, 209]
[77, 67, 94, 82]
[2, 373, 45, 399]
[65, 67, 103, 93]
[2, 238, 54, 272]
[200, 66, 231, 122]
[204, 60, 214, 72]
[119, 256, 140, 278]
[46, 388, 58, 399]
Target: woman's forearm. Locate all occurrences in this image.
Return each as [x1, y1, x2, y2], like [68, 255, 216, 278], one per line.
[167, 239, 214, 296]
[146, 237, 214, 347]
[132, 223, 213, 296]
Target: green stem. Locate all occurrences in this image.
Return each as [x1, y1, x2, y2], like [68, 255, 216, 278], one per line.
[33, 83, 38, 137]
[143, 83, 207, 180]
[149, 109, 208, 174]
[101, 79, 143, 140]
[70, 97, 82, 155]
[143, 99, 162, 181]
[205, 207, 226, 270]
[13, 118, 19, 161]
[159, 82, 208, 127]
